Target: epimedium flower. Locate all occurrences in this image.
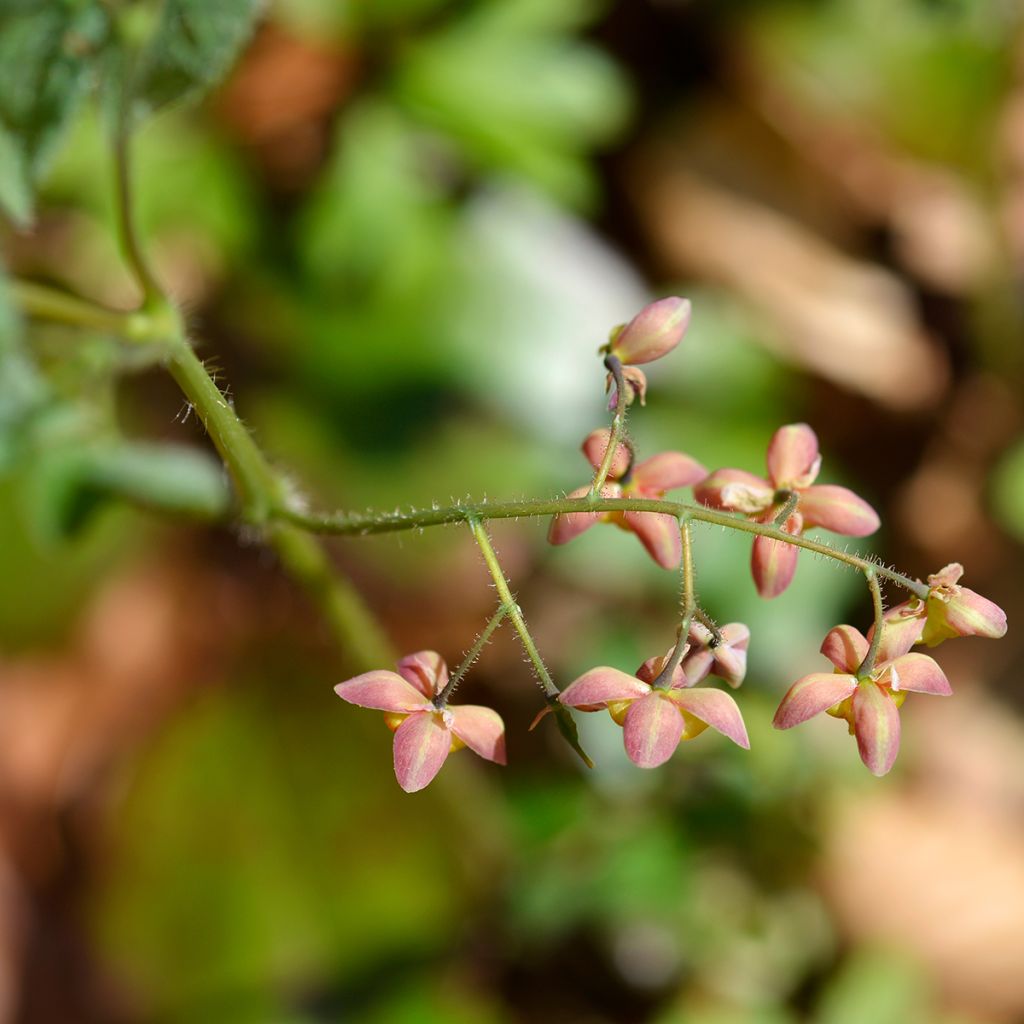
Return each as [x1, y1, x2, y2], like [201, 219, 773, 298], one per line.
[603, 297, 692, 406]
[681, 621, 750, 688]
[548, 428, 707, 569]
[334, 650, 506, 793]
[772, 623, 952, 776]
[876, 563, 1007, 649]
[558, 650, 750, 768]
[695, 423, 880, 599]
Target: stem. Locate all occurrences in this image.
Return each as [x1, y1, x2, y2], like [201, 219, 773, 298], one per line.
[857, 569, 886, 677]
[773, 489, 799, 528]
[469, 518, 557, 698]
[652, 518, 695, 689]
[284, 497, 928, 599]
[590, 354, 628, 496]
[694, 606, 723, 646]
[435, 604, 509, 707]
[9, 280, 156, 339]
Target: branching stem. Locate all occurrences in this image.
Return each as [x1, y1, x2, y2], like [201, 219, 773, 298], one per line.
[435, 604, 509, 707]
[857, 570, 886, 677]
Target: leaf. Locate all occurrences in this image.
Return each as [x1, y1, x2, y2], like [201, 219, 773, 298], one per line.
[33, 441, 231, 540]
[132, 0, 262, 116]
[0, 1, 109, 224]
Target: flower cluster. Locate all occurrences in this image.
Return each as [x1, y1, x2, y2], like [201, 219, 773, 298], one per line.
[331, 297, 1007, 792]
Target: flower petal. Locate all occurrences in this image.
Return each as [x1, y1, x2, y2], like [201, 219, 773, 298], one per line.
[671, 688, 750, 748]
[582, 428, 631, 478]
[396, 651, 448, 698]
[798, 485, 879, 536]
[610, 296, 691, 365]
[679, 648, 713, 685]
[334, 671, 432, 712]
[559, 667, 650, 709]
[867, 605, 926, 661]
[711, 644, 747, 688]
[548, 484, 619, 546]
[772, 673, 858, 729]
[694, 469, 773, 513]
[623, 511, 682, 569]
[450, 705, 507, 764]
[607, 366, 648, 409]
[632, 452, 708, 493]
[852, 681, 901, 777]
[623, 692, 684, 767]
[941, 587, 1008, 641]
[751, 512, 802, 599]
[820, 625, 869, 674]
[887, 653, 952, 695]
[766, 423, 821, 488]
[636, 651, 687, 689]
[393, 712, 451, 792]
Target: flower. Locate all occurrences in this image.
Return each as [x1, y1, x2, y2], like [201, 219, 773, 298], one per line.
[772, 624, 952, 776]
[681, 621, 750, 688]
[878, 563, 1007, 649]
[334, 650, 506, 792]
[559, 651, 749, 768]
[548, 428, 707, 569]
[695, 423, 880, 598]
[603, 297, 692, 407]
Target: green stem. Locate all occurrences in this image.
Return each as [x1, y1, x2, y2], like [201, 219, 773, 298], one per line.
[694, 606, 723, 646]
[469, 518, 557, 698]
[652, 518, 695, 689]
[857, 570, 886, 677]
[772, 489, 799, 527]
[435, 604, 509, 707]
[10, 280, 155, 339]
[590, 354, 628, 496]
[284, 498, 928, 599]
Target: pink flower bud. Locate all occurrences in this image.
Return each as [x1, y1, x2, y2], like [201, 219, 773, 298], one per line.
[608, 297, 691, 366]
[922, 563, 1007, 645]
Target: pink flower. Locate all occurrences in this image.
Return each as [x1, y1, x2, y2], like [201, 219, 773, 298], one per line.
[559, 652, 749, 768]
[878, 563, 1007, 649]
[548, 428, 707, 569]
[695, 423, 880, 598]
[334, 650, 506, 792]
[772, 624, 952, 776]
[604, 298, 692, 407]
[681, 621, 750, 688]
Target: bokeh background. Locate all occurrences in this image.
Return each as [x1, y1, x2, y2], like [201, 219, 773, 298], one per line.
[2, 0, 1024, 1021]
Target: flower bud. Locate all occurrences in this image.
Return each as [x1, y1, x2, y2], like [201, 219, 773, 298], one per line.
[608, 297, 691, 366]
[921, 563, 1007, 645]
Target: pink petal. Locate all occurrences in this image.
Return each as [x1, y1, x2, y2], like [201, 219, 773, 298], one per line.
[928, 562, 964, 588]
[450, 705, 507, 764]
[623, 692, 684, 768]
[334, 671, 432, 713]
[820, 625, 869, 674]
[582, 428, 631, 478]
[943, 587, 1008, 640]
[671, 688, 750, 748]
[679, 648, 713, 685]
[887, 653, 952, 695]
[623, 511, 682, 569]
[694, 469, 773, 513]
[766, 423, 821, 488]
[636, 652, 687, 689]
[607, 366, 648, 409]
[852, 681, 901, 777]
[632, 451, 708, 493]
[751, 512, 802, 599]
[711, 645, 747, 688]
[719, 622, 751, 651]
[797, 485, 880, 537]
[548, 484, 619, 546]
[610, 296, 691, 365]
[392, 712, 451, 792]
[396, 651, 448, 698]
[772, 672, 858, 729]
[559, 667, 650, 709]
[867, 605, 925, 661]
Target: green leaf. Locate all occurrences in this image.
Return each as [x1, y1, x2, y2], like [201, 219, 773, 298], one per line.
[0, 1, 109, 224]
[132, 0, 261, 115]
[34, 441, 231, 540]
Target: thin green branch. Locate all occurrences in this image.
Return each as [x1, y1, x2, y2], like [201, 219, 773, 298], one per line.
[652, 517, 695, 689]
[590, 354, 628, 495]
[694, 606, 723, 646]
[857, 570, 886, 677]
[772, 489, 799, 527]
[10, 280, 155, 339]
[435, 604, 509, 707]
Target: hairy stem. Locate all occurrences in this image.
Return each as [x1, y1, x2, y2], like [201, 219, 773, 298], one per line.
[435, 604, 509, 707]
[772, 489, 799, 527]
[694, 606, 724, 646]
[590, 354, 628, 495]
[652, 518, 695, 689]
[469, 518, 557, 698]
[857, 570, 886, 677]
